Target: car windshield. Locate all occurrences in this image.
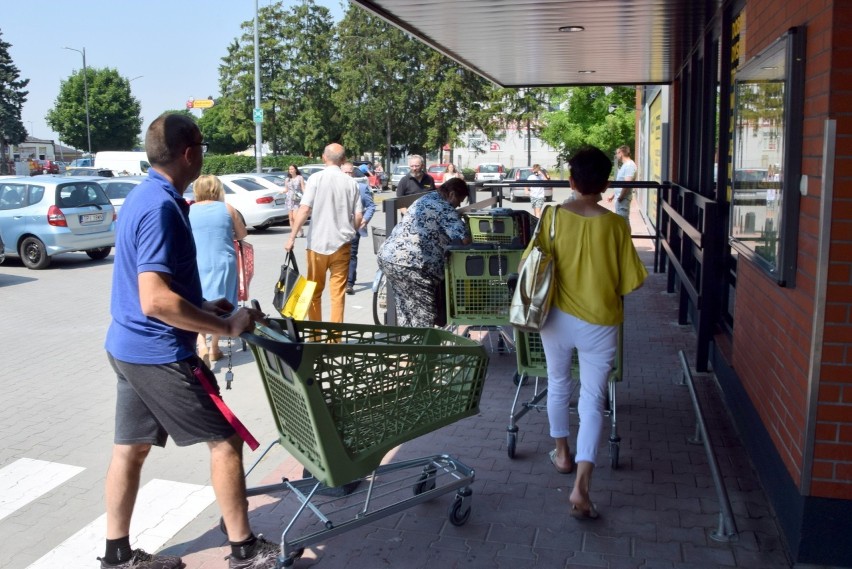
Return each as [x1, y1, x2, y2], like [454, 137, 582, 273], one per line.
[103, 182, 138, 199]
[428, 165, 446, 173]
[393, 166, 410, 175]
[57, 182, 111, 208]
[229, 178, 268, 191]
[480, 164, 501, 173]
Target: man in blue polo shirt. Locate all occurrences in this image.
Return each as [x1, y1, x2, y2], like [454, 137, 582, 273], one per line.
[101, 114, 276, 569]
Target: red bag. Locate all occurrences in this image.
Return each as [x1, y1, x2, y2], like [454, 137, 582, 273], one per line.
[235, 240, 254, 302]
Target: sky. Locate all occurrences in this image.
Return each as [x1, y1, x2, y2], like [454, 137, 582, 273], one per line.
[3, 0, 345, 149]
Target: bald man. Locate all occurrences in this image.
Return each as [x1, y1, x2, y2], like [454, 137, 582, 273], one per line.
[286, 143, 363, 322]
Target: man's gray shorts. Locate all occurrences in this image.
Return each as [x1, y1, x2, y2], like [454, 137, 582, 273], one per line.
[530, 197, 545, 211]
[108, 353, 235, 447]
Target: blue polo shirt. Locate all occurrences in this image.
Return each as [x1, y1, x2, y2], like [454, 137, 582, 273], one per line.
[105, 169, 203, 364]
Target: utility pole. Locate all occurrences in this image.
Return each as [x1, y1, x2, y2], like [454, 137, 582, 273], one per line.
[253, 0, 263, 173]
[63, 47, 92, 156]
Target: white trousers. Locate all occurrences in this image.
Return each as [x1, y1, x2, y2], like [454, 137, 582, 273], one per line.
[539, 308, 618, 465]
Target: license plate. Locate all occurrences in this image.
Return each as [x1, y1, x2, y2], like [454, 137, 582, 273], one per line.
[274, 198, 286, 205]
[80, 213, 104, 224]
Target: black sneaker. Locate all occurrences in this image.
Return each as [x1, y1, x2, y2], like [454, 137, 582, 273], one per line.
[228, 535, 280, 569]
[98, 549, 183, 569]
[345, 285, 355, 295]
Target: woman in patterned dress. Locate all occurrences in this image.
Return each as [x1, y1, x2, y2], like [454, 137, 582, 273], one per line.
[377, 177, 472, 327]
[284, 164, 305, 237]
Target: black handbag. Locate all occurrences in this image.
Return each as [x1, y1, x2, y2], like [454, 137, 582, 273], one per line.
[272, 251, 302, 315]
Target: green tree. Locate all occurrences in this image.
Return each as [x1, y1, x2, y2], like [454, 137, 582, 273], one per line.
[218, 0, 337, 157]
[334, 6, 424, 165]
[197, 103, 246, 155]
[47, 68, 142, 152]
[418, 49, 496, 161]
[0, 30, 29, 174]
[538, 86, 636, 164]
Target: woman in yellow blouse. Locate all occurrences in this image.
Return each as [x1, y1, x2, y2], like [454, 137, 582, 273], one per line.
[523, 146, 647, 520]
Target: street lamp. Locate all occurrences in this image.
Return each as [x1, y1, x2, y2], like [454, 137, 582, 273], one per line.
[63, 46, 92, 156]
[253, 0, 263, 173]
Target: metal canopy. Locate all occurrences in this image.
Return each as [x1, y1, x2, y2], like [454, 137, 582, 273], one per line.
[352, 0, 719, 87]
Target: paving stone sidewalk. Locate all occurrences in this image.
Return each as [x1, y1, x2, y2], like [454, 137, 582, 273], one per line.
[169, 242, 791, 568]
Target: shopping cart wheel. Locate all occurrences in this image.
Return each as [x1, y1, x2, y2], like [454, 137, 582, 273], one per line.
[448, 491, 472, 526]
[610, 440, 620, 469]
[413, 464, 437, 495]
[506, 428, 518, 459]
[512, 372, 527, 386]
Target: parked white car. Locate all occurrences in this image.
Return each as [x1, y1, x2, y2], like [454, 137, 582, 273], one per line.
[214, 174, 290, 230]
[99, 176, 146, 216]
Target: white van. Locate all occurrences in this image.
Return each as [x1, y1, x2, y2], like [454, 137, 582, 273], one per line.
[94, 151, 151, 176]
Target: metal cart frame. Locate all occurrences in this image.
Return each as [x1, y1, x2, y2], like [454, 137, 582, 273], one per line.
[240, 318, 488, 567]
[506, 325, 624, 468]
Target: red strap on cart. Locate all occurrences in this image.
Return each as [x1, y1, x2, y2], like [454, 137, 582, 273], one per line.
[192, 363, 259, 451]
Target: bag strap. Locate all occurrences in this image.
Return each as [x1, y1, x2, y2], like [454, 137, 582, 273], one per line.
[286, 250, 299, 274]
[548, 202, 557, 240]
[530, 204, 556, 247]
[191, 361, 259, 451]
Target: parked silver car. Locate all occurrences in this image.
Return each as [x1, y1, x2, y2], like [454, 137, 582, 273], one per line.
[389, 165, 410, 192]
[0, 175, 115, 269]
[502, 166, 553, 202]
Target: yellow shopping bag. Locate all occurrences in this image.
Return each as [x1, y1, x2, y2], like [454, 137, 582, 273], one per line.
[281, 276, 316, 320]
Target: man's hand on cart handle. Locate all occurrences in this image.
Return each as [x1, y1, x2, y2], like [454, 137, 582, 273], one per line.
[223, 306, 265, 336]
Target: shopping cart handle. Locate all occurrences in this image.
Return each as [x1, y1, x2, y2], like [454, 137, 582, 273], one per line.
[240, 329, 304, 371]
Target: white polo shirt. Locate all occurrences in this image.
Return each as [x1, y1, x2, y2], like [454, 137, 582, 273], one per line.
[300, 165, 363, 255]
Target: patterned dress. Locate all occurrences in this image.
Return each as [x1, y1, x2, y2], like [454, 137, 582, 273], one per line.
[284, 174, 304, 211]
[377, 192, 469, 327]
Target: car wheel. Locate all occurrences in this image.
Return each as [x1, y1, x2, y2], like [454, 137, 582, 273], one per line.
[510, 192, 518, 203]
[86, 246, 111, 260]
[253, 224, 270, 231]
[19, 236, 51, 269]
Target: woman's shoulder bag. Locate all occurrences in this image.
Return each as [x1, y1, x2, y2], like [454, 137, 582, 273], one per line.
[509, 204, 558, 332]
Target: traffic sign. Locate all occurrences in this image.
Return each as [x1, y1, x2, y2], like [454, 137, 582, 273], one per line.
[253, 108, 264, 123]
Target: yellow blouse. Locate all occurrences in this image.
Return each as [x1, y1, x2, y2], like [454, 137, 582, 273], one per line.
[522, 206, 648, 326]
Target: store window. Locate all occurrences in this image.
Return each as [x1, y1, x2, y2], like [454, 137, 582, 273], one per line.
[729, 27, 805, 286]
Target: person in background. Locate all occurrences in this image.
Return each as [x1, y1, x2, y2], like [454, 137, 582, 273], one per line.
[284, 164, 305, 238]
[530, 145, 646, 521]
[377, 177, 472, 328]
[285, 143, 363, 322]
[102, 113, 274, 569]
[395, 154, 435, 215]
[344, 162, 377, 295]
[444, 163, 463, 181]
[189, 175, 247, 365]
[374, 161, 387, 189]
[607, 145, 636, 229]
[525, 163, 550, 217]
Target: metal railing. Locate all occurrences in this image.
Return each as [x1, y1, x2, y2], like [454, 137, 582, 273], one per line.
[678, 350, 739, 542]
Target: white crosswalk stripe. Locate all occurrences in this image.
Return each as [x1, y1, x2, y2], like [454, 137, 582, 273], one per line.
[0, 458, 85, 522]
[26, 478, 215, 568]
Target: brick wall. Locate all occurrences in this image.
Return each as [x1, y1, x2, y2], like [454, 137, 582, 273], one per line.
[811, 2, 852, 499]
[730, 0, 852, 499]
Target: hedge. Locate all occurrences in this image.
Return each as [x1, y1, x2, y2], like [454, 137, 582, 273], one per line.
[201, 154, 316, 176]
